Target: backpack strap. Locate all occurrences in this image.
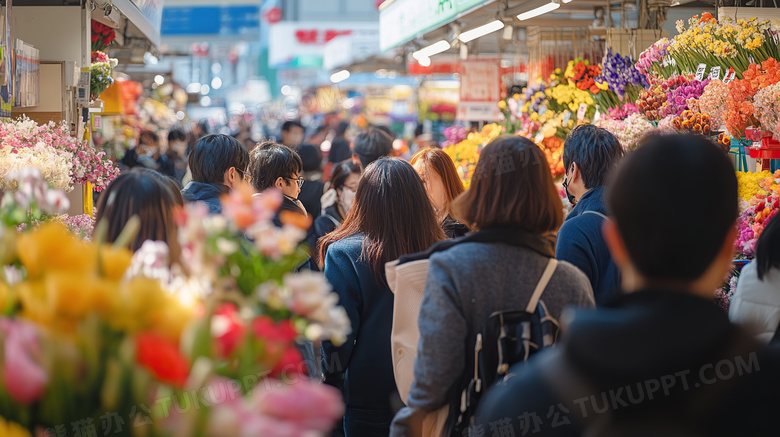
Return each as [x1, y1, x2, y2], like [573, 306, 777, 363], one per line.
[323, 213, 340, 228]
[583, 210, 608, 220]
[526, 259, 558, 313]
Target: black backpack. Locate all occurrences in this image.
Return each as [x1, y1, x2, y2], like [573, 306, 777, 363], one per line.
[449, 258, 562, 436]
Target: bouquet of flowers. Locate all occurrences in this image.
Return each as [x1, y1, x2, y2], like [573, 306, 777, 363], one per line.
[91, 20, 116, 52]
[671, 110, 713, 135]
[91, 61, 115, 100]
[0, 168, 70, 229]
[661, 14, 780, 79]
[63, 214, 95, 240]
[442, 126, 470, 148]
[0, 117, 118, 191]
[598, 49, 649, 104]
[735, 170, 780, 257]
[564, 58, 603, 93]
[444, 124, 503, 188]
[724, 58, 780, 137]
[0, 173, 349, 436]
[598, 113, 657, 150]
[694, 80, 729, 128]
[753, 81, 780, 140]
[659, 77, 709, 119]
[636, 38, 672, 79]
[737, 170, 774, 204]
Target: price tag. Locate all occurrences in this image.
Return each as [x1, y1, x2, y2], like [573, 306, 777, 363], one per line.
[771, 30, 780, 45]
[92, 114, 102, 129]
[710, 66, 721, 81]
[577, 103, 587, 120]
[695, 63, 707, 81]
[563, 111, 572, 125]
[749, 55, 755, 64]
[594, 109, 601, 123]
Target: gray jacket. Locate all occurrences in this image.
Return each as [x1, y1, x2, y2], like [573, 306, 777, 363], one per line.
[390, 240, 595, 435]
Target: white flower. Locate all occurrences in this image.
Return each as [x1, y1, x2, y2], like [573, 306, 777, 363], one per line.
[256, 281, 289, 310]
[41, 189, 70, 214]
[125, 240, 172, 281]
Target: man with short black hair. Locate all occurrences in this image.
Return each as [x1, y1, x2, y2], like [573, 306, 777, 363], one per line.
[281, 120, 305, 149]
[248, 143, 306, 225]
[352, 128, 393, 170]
[182, 134, 250, 214]
[475, 134, 780, 436]
[557, 124, 625, 304]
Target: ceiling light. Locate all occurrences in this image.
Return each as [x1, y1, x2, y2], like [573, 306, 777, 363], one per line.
[154, 75, 164, 85]
[211, 77, 222, 90]
[412, 40, 451, 60]
[330, 70, 351, 83]
[186, 83, 201, 93]
[517, 2, 560, 21]
[458, 20, 505, 43]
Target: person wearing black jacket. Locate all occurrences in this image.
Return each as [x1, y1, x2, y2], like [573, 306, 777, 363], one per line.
[181, 134, 249, 214]
[121, 130, 176, 179]
[319, 158, 445, 437]
[247, 142, 307, 227]
[475, 134, 780, 437]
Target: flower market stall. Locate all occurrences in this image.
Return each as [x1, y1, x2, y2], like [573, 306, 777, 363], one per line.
[438, 11, 780, 309]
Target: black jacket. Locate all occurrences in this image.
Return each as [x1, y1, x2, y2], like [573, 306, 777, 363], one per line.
[181, 182, 228, 214]
[321, 234, 404, 435]
[273, 195, 307, 228]
[475, 289, 780, 437]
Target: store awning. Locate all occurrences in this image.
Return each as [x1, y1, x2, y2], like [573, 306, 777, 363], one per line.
[111, 0, 162, 49]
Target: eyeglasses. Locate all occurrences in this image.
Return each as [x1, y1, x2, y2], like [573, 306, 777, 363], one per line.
[286, 177, 304, 188]
[241, 169, 253, 182]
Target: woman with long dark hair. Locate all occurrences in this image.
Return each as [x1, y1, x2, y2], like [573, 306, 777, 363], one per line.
[390, 136, 595, 435]
[94, 168, 181, 264]
[730, 215, 780, 343]
[410, 147, 470, 238]
[319, 158, 445, 437]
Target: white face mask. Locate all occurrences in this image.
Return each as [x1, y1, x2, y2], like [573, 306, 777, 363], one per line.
[339, 188, 356, 215]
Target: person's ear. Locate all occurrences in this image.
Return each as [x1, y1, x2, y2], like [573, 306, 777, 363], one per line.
[274, 176, 285, 190]
[571, 162, 582, 185]
[223, 167, 235, 187]
[352, 154, 362, 168]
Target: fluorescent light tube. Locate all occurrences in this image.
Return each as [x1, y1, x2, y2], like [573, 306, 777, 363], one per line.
[412, 40, 451, 60]
[330, 70, 351, 83]
[458, 20, 505, 43]
[517, 2, 560, 21]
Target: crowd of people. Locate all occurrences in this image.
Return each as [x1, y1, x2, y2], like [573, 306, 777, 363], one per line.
[94, 120, 780, 437]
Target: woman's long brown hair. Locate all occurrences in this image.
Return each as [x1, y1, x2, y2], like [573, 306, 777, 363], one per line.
[410, 147, 466, 219]
[318, 157, 445, 279]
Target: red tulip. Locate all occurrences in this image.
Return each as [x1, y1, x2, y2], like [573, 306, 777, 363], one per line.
[136, 332, 189, 387]
[212, 303, 246, 358]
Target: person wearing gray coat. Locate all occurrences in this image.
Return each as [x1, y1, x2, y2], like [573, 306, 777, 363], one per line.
[390, 136, 595, 436]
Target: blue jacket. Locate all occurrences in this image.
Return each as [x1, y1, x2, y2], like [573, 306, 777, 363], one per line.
[321, 234, 403, 414]
[181, 181, 227, 214]
[556, 186, 621, 305]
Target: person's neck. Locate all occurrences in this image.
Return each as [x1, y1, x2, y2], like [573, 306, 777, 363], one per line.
[624, 276, 718, 300]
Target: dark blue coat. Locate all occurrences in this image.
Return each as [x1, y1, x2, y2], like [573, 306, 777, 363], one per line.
[321, 233, 403, 436]
[181, 181, 227, 214]
[556, 186, 621, 305]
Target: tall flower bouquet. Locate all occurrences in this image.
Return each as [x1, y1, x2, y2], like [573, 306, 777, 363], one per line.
[0, 117, 119, 191]
[643, 13, 780, 79]
[598, 49, 649, 106]
[0, 175, 349, 436]
[91, 20, 116, 52]
[724, 58, 780, 137]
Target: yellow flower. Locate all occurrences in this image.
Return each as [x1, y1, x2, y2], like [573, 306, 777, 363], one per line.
[100, 246, 134, 280]
[498, 100, 507, 109]
[17, 222, 97, 279]
[512, 93, 521, 100]
[0, 416, 31, 437]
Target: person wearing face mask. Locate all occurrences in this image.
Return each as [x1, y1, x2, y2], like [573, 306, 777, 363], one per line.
[167, 128, 189, 186]
[121, 130, 176, 179]
[314, 161, 361, 253]
[410, 147, 470, 239]
[247, 142, 307, 227]
[557, 124, 625, 305]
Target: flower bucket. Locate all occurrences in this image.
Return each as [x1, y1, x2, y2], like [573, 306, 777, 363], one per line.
[729, 138, 749, 172]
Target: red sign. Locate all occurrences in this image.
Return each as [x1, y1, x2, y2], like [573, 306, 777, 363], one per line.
[264, 6, 282, 24]
[458, 60, 501, 121]
[294, 29, 352, 45]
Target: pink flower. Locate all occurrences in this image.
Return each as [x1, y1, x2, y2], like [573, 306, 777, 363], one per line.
[1, 318, 48, 404]
[252, 378, 344, 432]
